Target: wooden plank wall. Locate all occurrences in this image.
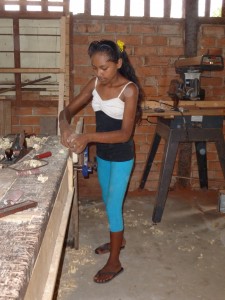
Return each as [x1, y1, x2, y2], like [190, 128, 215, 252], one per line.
[0, 100, 11, 135]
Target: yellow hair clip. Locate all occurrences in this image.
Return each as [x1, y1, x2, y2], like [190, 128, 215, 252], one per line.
[117, 40, 125, 52]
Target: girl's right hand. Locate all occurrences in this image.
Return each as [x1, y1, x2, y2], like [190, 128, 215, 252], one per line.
[60, 125, 75, 149]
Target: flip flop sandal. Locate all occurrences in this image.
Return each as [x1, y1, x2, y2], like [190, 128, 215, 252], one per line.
[94, 242, 125, 254]
[93, 267, 124, 283]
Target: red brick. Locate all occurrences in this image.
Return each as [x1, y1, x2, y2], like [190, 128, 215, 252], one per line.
[19, 116, 40, 125]
[143, 36, 168, 46]
[33, 107, 57, 115]
[105, 23, 130, 33]
[202, 25, 225, 36]
[131, 24, 156, 34]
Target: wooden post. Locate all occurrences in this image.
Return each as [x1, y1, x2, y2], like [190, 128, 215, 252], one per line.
[222, 0, 225, 17]
[164, 0, 171, 18]
[58, 16, 66, 134]
[125, 0, 130, 17]
[176, 0, 199, 188]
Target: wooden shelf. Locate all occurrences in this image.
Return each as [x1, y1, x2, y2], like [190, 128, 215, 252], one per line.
[0, 68, 65, 73]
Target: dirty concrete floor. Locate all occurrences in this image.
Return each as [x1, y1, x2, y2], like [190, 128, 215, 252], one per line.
[54, 190, 225, 300]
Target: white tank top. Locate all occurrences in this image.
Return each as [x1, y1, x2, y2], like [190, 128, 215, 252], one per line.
[92, 78, 132, 120]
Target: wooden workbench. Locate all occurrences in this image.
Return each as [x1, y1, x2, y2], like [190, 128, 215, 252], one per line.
[0, 136, 74, 300]
[142, 100, 225, 118]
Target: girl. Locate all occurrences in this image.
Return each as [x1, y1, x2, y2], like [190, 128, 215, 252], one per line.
[59, 39, 143, 283]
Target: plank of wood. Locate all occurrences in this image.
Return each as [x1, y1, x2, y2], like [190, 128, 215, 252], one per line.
[57, 16, 66, 134]
[142, 108, 225, 118]
[144, 100, 225, 109]
[0, 68, 65, 73]
[24, 158, 74, 300]
[0, 200, 37, 218]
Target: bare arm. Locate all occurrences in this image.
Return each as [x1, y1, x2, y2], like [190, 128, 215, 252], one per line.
[59, 78, 95, 148]
[71, 82, 139, 153]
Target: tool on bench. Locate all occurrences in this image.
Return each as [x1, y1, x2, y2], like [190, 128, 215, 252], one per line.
[8, 151, 52, 175]
[71, 117, 97, 178]
[0, 200, 38, 218]
[33, 151, 52, 160]
[1, 131, 33, 166]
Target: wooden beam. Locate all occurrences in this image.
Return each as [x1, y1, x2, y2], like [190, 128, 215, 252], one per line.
[42, 0, 48, 12]
[0, 11, 65, 18]
[104, 0, 110, 16]
[144, 0, 150, 17]
[0, 68, 64, 73]
[58, 16, 66, 133]
[144, 100, 225, 108]
[124, 0, 130, 17]
[69, 13, 74, 102]
[13, 18, 22, 104]
[164, 0, 171, 18]
[181, 0, 200, 188]
[222, 0, 225, 17]
[84, 0, 91, 15]
[185, 0, 199, 56]
[205, 0, 210, 17]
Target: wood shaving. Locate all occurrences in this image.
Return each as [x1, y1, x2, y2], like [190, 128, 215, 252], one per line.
[0, 138, 12, 150]
[25, 136, 48, 148]
[23, 159, 43, 168]
[178, 245, 195, 252]
[37, 174, 48, 183]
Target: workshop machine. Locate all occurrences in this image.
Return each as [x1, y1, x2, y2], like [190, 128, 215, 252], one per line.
[167, 52, 224, 190]
[168, 53, 224, 108]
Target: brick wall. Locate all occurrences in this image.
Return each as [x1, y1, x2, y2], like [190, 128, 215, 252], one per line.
[72, 18, 225, 197]
[11, 17, 225, 197]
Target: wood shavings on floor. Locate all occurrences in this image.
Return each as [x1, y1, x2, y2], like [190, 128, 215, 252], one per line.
[56, 245, 97, 297]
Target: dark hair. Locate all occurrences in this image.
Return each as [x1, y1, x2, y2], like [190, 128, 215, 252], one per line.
[88, 40, 144, 123]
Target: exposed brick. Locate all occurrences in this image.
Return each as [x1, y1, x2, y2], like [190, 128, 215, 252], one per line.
[13, 107, 33, 115]
[202, 25, 225, 36]
[104, 23, 130, 33]
[33, 107, 57, 115]
[200, 37, 216, 48]
[131, 24, 156, 34]
[143, 36, 168, 46]
[19, 116, 40, 125]
[158, 24, 183, 35]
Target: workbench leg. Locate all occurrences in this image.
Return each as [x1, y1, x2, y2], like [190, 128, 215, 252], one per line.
[66, 169, 79, 249]
[195, 141, 208, 189]
[152, 135, 179, 223]
[139, 133, 161, 189]
[215, 133, 225, 179]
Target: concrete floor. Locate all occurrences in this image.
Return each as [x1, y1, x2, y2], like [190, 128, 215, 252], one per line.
[54, 189, 225, 300]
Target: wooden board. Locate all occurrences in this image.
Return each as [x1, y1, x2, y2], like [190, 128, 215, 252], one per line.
[142, 100, 225, 118]
[24, 158, 74, 300]
[0, 100, 11, 135]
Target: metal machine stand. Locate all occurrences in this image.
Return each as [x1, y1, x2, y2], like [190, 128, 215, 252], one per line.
[140, 116, 225, 223]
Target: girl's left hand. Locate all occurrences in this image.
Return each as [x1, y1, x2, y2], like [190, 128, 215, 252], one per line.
[67, 133, 88, 154]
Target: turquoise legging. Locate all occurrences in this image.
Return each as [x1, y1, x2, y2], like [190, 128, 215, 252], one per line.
[97, 156, 134, 232]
